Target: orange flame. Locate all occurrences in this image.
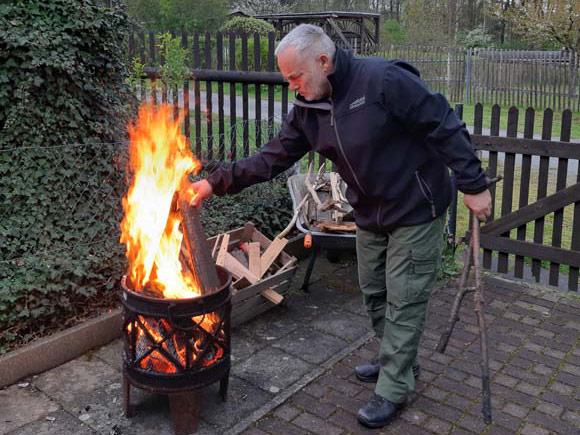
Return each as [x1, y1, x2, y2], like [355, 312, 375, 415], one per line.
[120, 104, 202, 298]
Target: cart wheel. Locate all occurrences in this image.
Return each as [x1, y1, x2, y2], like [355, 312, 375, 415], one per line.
[326, 250, 340, 263]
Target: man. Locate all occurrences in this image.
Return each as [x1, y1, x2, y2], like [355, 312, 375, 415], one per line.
[192, 24, 492, 428]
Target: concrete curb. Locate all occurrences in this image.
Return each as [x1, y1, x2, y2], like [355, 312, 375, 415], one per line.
[224, 331, 375, 435]
[0, 308, 122, 388]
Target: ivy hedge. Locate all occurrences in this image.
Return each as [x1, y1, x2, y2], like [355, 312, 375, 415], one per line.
[0, 1, 294, 354]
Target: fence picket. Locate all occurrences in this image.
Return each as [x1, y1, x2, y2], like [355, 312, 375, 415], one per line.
[514, 108, 535, 278]
[228, 33, 237, 161]
[181, 31, 190, 146]
[267, 32, 275, 140]
[193, 32, 201, 157]
[497, 106, 518, 273]
[205, 32, 214, 161]
[531, 109, 553, 281]
[216, 32, 225, 161]
[483, 104, 501, 270]
[241, 33, 249, 157]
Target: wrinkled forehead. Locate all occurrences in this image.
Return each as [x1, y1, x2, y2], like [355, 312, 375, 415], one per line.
[277, 46, 314, 77]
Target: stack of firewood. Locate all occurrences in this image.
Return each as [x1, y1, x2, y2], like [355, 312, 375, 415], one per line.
[285, 163, 355, 235]
[207, 223, 297, 326]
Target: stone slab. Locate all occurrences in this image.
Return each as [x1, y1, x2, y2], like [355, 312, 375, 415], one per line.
[5, 410, 97, 435]
[233, 347, 313, 392]
[273, 326, 348, 364]
[0, 384, 59, 435]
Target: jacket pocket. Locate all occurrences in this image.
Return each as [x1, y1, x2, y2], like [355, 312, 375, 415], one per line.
[415, 170, 437, 218]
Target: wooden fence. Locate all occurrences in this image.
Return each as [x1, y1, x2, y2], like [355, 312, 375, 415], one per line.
[130, 31, 580, 111]
[134, 31, 580, 291]
[451, 103, 580, 291]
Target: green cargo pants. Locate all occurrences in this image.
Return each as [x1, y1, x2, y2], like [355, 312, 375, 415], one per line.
[356, 213, 445, 404]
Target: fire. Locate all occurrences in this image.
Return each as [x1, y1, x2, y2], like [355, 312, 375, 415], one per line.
[120, 104, 202, 299]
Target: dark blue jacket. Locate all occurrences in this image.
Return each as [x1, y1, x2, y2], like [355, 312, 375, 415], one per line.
[207, 48, 487, 233]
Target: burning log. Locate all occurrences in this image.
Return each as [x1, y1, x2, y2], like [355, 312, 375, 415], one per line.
[178, 195, 220, 295]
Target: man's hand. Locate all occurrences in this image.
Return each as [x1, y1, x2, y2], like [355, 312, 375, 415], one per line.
[463, 189, 492, 222]
[190, 179, 213, 210]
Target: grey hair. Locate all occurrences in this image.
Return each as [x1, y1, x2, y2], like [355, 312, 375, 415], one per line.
[275, 24, 336, 60]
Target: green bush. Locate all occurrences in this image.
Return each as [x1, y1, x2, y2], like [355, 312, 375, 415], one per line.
[221, 17, 275, 36]
[457, 26, 494, 49]
[382, 20, 408, 44]
[0, 0, 133, 353]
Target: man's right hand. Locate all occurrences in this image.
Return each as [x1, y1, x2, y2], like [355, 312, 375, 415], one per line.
[190, 179, 213, 210]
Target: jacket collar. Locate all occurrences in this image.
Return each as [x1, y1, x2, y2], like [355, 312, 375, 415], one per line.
[293, 48, 354, 109]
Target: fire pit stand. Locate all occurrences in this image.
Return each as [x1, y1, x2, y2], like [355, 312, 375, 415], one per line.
[120, 266, 232, 434]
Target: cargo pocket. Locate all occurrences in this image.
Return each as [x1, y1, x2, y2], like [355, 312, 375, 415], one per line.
[407, 248, 439, 303]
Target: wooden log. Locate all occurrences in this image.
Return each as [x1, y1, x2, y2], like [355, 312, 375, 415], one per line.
[316, 220, 356, 232]
[179, 199, 219, 294]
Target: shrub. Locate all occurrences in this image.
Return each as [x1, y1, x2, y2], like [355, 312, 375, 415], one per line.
[0, 0, 133, 353]
[382, 20, 408, 44]
[221, 17, 275, 36]
[457, 26, 495, 49]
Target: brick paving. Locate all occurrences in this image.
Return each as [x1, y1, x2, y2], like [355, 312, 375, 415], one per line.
[1, 254, 580, 435]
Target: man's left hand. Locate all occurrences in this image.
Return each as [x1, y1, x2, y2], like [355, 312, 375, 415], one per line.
[463, 189, 492, 222]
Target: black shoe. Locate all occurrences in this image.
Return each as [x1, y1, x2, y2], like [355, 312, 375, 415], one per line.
[354, 359, 421, 383]
[357, 394, 405, 428]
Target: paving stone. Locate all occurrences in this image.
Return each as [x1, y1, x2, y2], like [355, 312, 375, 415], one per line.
[241, 427, 270, 435]
[309, 311, 369, 343]
[327, 411, 379, 435]
[444, 393, 476, 411]
[201, 376, 272, 429]
[273, 404, 301, 422]
[516, 381, 544, 396]
[561, 409, 580, 426]
[520, 423, 551, 435]
[289, 391, 336, 418]
[491, 410, 523, 431]
[503, 402, 529, 419]
[274, 326, 347, 365]
[0, 385, 59, 435]
[93, 338, 123, 371]
[536, 401, 564, 419]
[528, 410, 579, 434]
[424, 416, 453, 433]
[549, 381, 574, 396]
[234, 347, 313, 392]
[231, 328, 267, 364]
[302, 382, 328, 399]
[318, 374, 363, 398]
[321, 389, 365, 416]
[400, 408, 429, 426]
[33, 355, 121, 407]
[5, 410, 96, 435]
[556, 371, 580, 388]
[292, 412, 343, 435]
[456, 413, 488, 433]
[256, 416, 309, 435]
[421, 386, 449, 402]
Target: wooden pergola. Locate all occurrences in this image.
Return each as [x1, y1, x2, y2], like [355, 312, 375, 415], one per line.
[253, 11, 381, 55]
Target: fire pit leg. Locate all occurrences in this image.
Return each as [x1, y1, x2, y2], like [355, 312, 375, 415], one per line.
[219, 370, 230, 402]
[123, 375, 134, 418]
[169, 390, 201, 435]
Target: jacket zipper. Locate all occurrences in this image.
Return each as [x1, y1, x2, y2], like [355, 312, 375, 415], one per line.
[329, 100, 367, 196]
[415, 170, 437, 218]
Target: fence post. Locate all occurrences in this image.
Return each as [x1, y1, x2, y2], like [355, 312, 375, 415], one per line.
[465, 48, 472, 104]
[448, 103, 463, 253]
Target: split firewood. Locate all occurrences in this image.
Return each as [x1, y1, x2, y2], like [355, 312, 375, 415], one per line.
[316, 220, 356, 232]
[224, 252, 259, 284]
[215, 233, 230, 267]
[259, 237, 288, 279]
[261, 288, 284, 305]
[247, 242, 261, 277]
[305, 162, 323, 209]
[231, 248, 249, 269]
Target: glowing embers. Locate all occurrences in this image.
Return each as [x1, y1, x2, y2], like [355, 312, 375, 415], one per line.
[126, 313, 226, 374]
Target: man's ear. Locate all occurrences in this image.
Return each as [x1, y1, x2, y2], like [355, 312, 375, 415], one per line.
[320, 54, 331, 73]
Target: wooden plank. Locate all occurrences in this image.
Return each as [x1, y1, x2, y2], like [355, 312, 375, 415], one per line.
[232, 267, 296, 305]
[470, 136, 580, 160]
[549, 109, 571, 286]
[216, 32, 225, 161]
[254, 33, 262, 149]
[241, 33, 249, 157]
[267, 32, 275, 139]
[215, 234, 230, 267]
[193, 32, 202, 157]
[479, 234, 580, 269]
[483, 104, 500, 270]
[481, 182, 580, 236]
[241, 222, 256, 242]
[149, 31, 158, 105]
[232, 281, 291, 326]
[514, 108, 534, 278]
[474, 103, 483, 135]
[260, 237, 288, 278]
[248, 242, 261, 277]
[261, 289, 284, 305]
[229, 33, 237, 161]
[224, 252, 258, 284]
[531, 109, 553, 281]
[497, 107, 518, 273]
[181, 32, 191, 145]
[205, 32, 213, 160]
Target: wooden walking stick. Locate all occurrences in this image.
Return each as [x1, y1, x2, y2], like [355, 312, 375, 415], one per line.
[436, 176, 501, 424]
